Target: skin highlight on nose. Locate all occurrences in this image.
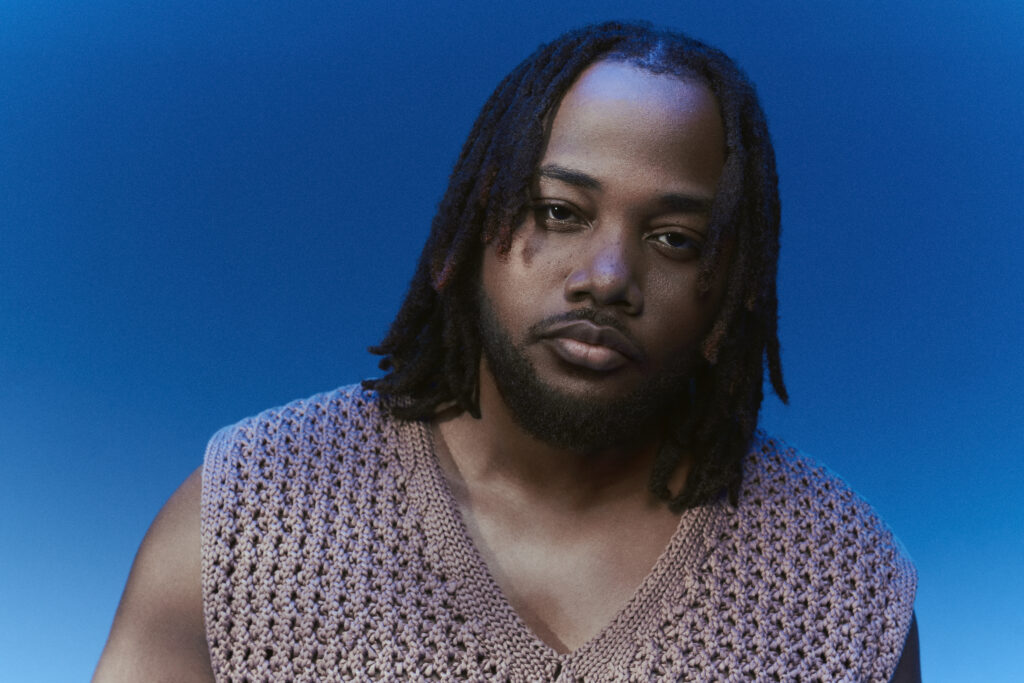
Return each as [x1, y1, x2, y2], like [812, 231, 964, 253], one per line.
[566, 236, 644, 312]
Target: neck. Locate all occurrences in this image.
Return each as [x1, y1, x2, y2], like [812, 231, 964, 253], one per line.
[434, 365, 682, 512]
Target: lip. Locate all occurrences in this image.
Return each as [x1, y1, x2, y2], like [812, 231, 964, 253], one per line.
[537, 320, 643, 371]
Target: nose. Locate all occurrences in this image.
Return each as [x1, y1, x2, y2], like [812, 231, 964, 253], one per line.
[563, 233, 643, 314]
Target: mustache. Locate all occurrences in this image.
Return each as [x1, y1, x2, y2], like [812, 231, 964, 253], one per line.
[527, 308, 643, 350]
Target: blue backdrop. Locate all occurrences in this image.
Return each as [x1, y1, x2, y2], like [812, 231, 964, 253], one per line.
[2, 1, 1021, 680]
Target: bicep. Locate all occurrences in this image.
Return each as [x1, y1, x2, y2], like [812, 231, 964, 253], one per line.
[93, 466, 213, 683]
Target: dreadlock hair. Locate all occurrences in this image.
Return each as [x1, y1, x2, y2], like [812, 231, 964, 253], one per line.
[364, 20, 788, 511]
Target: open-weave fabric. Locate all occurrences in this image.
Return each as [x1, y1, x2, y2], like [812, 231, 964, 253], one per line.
[201, 385, 916, 682]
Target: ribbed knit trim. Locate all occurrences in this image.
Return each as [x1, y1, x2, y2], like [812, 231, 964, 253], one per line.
[396, 414, 727, 679]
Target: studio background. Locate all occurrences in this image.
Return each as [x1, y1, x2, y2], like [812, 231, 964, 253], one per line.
[2, 1, 1021, 680]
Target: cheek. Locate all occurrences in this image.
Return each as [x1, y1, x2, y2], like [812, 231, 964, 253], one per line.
[511, 224, 571, 276]
[480, 247, 544, 340]
[483, 230, 568, 305]
[646, 268, 704, 312]
[643, 271, 721, 351]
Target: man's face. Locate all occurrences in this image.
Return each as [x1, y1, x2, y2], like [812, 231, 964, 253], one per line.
[478, 60, 727, 452]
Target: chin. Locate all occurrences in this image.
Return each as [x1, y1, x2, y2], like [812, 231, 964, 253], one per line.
[499, 365, 682, 453]
[486, 341, 685, 454]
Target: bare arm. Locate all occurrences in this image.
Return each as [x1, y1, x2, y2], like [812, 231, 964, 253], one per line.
[93, 466, 213, 683]
[889, 613, 921, 683]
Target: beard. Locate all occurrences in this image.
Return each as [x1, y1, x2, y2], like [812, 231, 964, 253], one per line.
[476, 292, 693, 454]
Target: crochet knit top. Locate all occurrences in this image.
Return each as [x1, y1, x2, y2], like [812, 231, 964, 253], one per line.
[201, 385, 916, 682]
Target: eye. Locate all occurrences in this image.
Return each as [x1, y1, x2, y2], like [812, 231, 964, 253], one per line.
[648, 230, 704, 260]
[546, 205, 575, 221]
[533, 202, 587, 231]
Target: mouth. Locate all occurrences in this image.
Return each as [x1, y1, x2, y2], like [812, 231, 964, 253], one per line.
[536, 320, 643, 372]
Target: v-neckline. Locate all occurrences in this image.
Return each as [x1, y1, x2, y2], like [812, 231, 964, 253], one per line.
[397, 416, 726, 676]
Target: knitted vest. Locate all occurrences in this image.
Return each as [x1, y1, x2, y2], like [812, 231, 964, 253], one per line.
[201, 385, 916, 682]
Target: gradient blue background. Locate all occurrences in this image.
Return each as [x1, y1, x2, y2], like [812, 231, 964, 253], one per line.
[2, 1, 1021, 680]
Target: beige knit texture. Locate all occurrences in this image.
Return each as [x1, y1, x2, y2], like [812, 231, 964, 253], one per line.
[201, 385, 916, 682]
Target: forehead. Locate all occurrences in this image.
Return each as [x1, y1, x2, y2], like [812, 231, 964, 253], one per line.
[541, 60, 726, 200]
[561, 59, 710, 114]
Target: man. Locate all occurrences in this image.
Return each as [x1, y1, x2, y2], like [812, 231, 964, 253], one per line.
[95, 22, 919, 681]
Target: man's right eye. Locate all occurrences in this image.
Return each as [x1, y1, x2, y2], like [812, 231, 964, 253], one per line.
[535, 203, 584, 230]
[546, 205, 574, 221]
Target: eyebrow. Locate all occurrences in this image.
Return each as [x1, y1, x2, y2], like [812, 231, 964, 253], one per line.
[537, 164, 602, 190]
[537, 163, 715, 214]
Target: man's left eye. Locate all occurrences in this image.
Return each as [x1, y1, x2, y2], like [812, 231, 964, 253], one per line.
[649, 231, 703, 258]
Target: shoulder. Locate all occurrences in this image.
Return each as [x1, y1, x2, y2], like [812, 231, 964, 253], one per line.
[738, 434, 914, 557]
[736, 433, 917, 586]
[206, 383, 385, 452]
[199, 382, 418, 534]
[201, 383, 399, 478]
[93, 467, 212, 682]
[197, 380, 432, 554]
[724, 433, 918, 678]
